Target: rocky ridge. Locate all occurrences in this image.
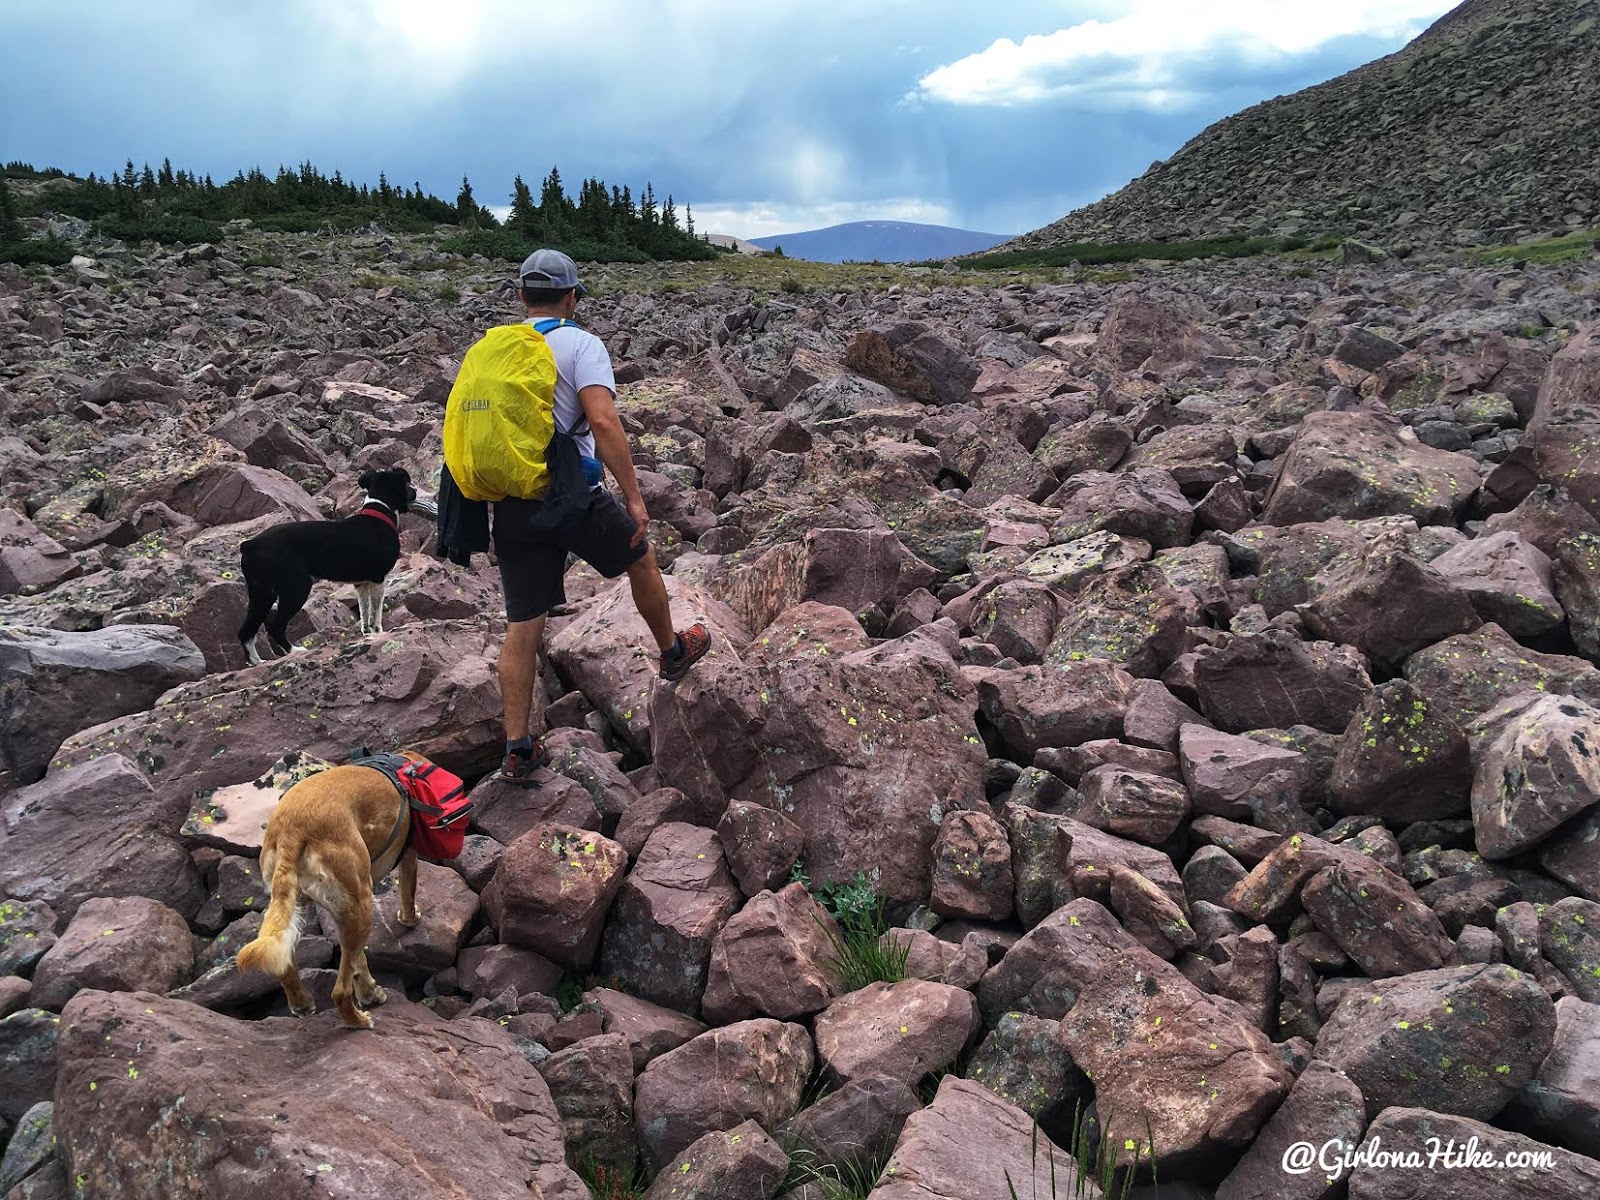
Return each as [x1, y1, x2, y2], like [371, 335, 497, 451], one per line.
[2, 226, 1600, 1197]
[1007, 0, 1600, 252]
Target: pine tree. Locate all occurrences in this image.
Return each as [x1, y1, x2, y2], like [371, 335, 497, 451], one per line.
[158, 157, 175, 188]
[509, 174, 537, 236]
[0, 177, 22, 243]
[456, 175, 479, 226]
[377, 172, 393, 205]
[685, 204, 694, 239]
[538, 167, 569, 241]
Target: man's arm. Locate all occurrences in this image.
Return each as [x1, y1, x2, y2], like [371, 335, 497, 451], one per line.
[579, 383, 650, 546]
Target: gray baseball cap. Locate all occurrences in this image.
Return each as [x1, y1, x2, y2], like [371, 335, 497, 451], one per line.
[517, 247, 587, 296]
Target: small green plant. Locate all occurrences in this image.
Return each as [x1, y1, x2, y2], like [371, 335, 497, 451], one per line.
[779, 274, 806, 293]
[815, 871, 882, 935]
[577, 1155, 648, 1200]
[436, 283, 460, 302]
[805, 870, 911, 992]
[241, 252, 282, 269]
[555, 969, 586, 1013]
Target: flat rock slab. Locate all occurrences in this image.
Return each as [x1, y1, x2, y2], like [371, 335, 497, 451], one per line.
[181, 750, 335, 853]
[1402, 623, 1600, 730]
[1, 622, 205, 788]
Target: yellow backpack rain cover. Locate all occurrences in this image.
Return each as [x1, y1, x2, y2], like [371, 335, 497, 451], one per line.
[443, 324, 560, 501]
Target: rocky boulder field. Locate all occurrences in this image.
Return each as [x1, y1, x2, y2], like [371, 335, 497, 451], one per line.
[3, 231, 1600, 1199]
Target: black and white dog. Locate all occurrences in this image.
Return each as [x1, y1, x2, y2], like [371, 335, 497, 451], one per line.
[237, 468, 425, 665]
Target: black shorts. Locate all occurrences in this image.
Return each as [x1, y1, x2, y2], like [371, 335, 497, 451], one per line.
[492, 489, 648, 622]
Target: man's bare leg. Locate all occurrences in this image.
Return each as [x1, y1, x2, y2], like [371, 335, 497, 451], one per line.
[625, 549, 677, 653]
[498, 614, 546, 742]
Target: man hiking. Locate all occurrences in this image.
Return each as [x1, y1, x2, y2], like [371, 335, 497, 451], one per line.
[483, 248, 710, 782]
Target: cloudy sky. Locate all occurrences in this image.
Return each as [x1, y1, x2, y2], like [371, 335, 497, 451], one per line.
[3, 1, 1459, 239]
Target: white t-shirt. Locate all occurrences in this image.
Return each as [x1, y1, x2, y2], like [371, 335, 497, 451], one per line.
[526, 317, 614, 459]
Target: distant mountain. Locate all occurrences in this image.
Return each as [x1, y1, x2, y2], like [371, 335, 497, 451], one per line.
[748, 221, 1011, 263]
[705, 233, 765, 255]
[1006, 0, 1600, 252]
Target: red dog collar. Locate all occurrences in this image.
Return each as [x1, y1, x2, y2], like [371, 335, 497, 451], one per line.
[358, 506, 398, 533]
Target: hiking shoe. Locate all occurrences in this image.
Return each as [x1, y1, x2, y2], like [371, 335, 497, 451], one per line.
[660, 622, 712, 682]
[498, 738, 549, 784]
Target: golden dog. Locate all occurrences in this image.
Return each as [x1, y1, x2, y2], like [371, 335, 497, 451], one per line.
[235, 756, 422, 1029]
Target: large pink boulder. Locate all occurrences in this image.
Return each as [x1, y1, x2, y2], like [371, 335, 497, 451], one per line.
[652, 619, 987, 906]
[706, 529, 937, 635]
[598, 823, 742, 1013]
[633, 1018, 813, 1170]
[867, 1075, 1097, 1200]
[814, 980, 980, 1088]
[0, 508, 80, 597]
[1527, 321, 1600, 522]
[30, 896, 194, 1010]
[1314, 964, 1555, 1122]
[1045, 899, 1293, 1171]
[1261, 409, 1480, 526]
[701, 883, 841, 1023]
[547, 576, 749, 753]
[484, 824, 628, 971]
[0, 754, 205, 923]
[54, 990, 586, 1198]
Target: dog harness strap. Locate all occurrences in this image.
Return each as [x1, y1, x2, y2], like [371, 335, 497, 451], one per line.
[350, 754, 411, 864]
[357, 506, 399, 534]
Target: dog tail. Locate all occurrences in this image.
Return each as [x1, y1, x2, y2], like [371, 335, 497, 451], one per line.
[236, 837, 305, 977]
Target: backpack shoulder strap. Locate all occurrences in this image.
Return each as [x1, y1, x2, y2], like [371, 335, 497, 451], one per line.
[531, 317, 580, 334]
[527, 318, 594, 439]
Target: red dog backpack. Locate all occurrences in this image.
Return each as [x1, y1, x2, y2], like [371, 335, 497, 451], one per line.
[350, 751, 473, 863]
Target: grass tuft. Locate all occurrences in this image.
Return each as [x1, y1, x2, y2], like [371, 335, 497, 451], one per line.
[802, 869, 912, 992]
[1003, 1104, 1156, 1200]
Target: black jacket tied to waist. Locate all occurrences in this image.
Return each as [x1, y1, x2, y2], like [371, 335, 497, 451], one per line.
[434, 462, 489, 567]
